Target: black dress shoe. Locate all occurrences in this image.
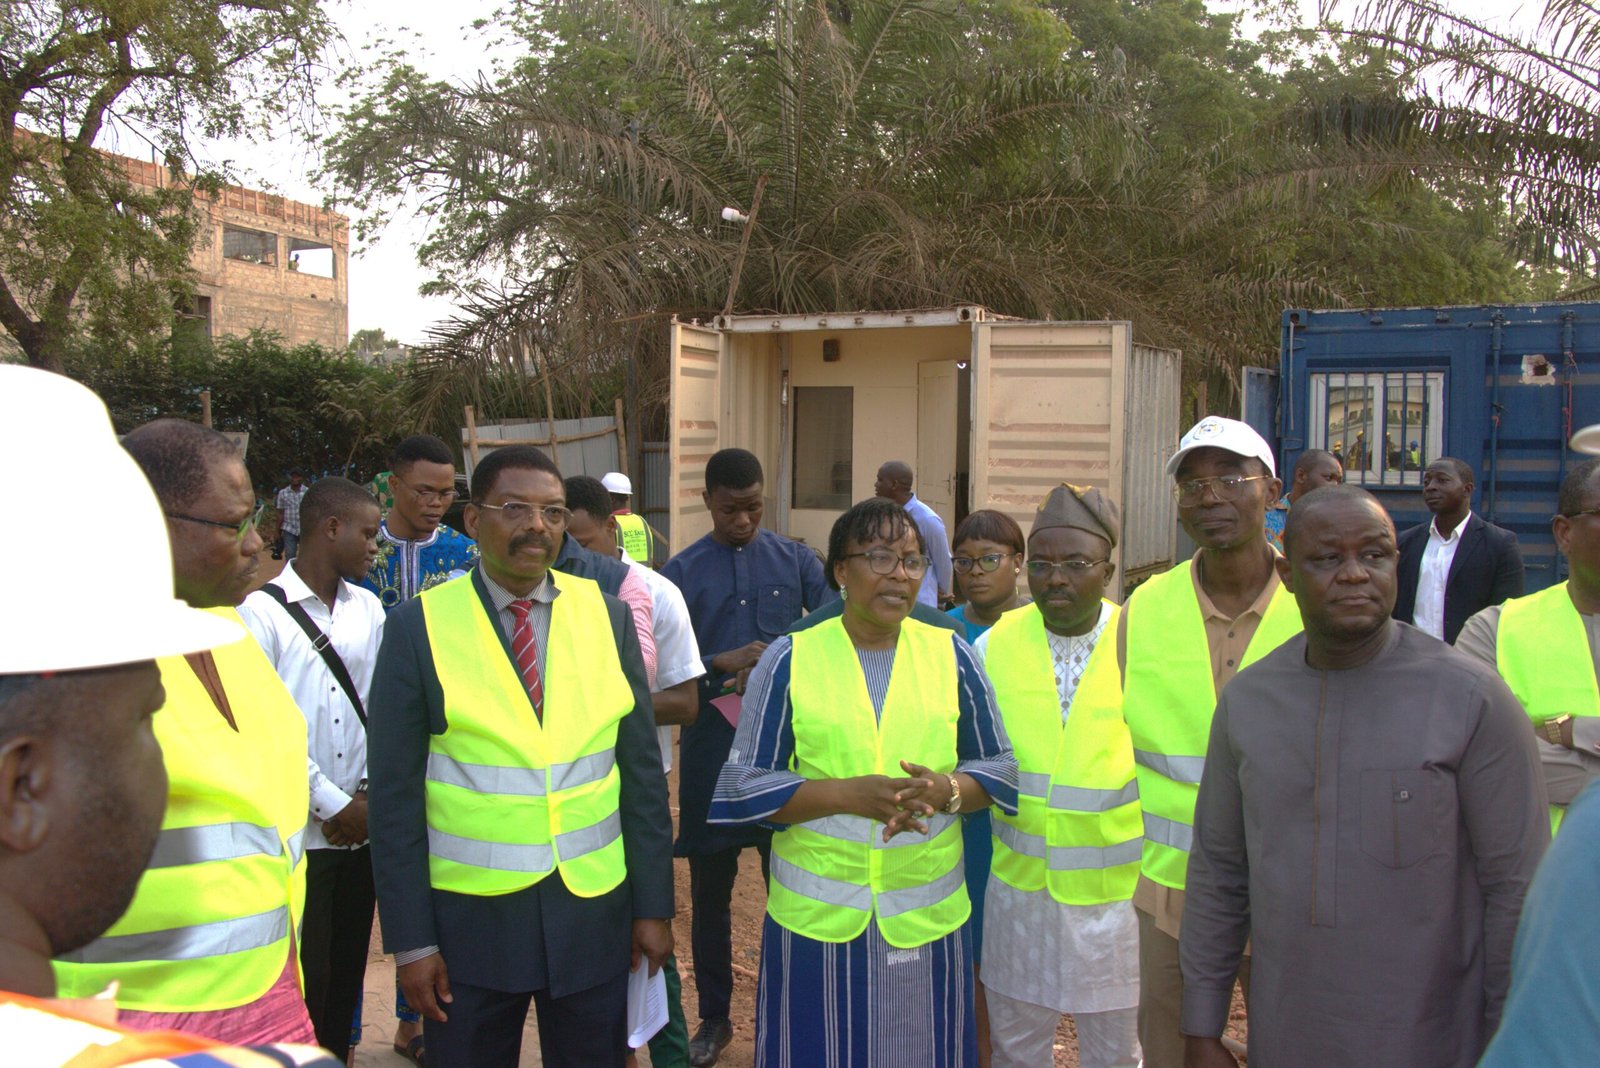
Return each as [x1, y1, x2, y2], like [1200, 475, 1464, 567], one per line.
[688, 1017, 733, 1067]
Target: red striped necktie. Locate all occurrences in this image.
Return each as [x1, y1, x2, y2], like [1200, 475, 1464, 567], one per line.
[508, 599, 544, 719]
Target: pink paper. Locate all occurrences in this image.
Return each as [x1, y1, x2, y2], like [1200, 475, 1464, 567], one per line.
[710, 692, 742, 728]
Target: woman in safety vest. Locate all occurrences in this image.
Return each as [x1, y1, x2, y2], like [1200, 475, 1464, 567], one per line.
[708, 497, 1018, 1066]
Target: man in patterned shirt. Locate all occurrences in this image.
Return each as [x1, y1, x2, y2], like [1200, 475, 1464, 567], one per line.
[275, 468, 309, 560]
[362, 436, 478, 609]
[358, 433, 475, 1063]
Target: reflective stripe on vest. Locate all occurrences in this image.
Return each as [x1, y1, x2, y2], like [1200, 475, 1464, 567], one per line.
[984, 604, 1142, 904]
[1497, 582, 1600, 834]
[54, 611, 310, 1013]
[614, 512, 652, 566]
[1116, 563, 1301, 889]
[421, 570, 634, 898]
[768, 617, 970, 948]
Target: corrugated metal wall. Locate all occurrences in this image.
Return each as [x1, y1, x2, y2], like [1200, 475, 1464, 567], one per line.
[1123, 344, 1182, 585]
[459, 416, 620, 481]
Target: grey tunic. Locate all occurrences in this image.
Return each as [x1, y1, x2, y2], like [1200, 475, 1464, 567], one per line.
[1180, 623, 1550, 1068]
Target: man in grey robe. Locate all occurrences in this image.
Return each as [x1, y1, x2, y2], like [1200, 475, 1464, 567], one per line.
[1179, 485, 1549, 1068]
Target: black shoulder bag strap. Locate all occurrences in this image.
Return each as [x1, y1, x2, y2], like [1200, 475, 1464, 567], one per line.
[261, 583, 368, 728]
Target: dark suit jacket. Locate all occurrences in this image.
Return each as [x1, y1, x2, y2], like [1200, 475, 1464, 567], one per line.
[367, 567, 674, 997]
[1393, 513, 1525, 644]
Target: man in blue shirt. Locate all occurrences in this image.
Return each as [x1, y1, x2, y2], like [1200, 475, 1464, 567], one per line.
[875, 460, 954, 608]
[661, 448, 834, 1066]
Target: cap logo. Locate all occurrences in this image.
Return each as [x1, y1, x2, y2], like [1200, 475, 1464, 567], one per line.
[1193, 418, 1225, 438]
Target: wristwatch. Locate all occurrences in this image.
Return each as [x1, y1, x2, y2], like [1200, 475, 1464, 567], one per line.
[942, 774, 963, 815]
[1543, 714, 1574, 748]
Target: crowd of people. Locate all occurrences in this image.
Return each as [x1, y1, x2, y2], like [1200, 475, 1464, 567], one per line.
[4, 363, 1600, 1068]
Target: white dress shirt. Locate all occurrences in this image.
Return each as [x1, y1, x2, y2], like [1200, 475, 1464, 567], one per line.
[1413, 513, 1470, 640]
[621, 549, 705, 772]
[240, 562, 385, 850]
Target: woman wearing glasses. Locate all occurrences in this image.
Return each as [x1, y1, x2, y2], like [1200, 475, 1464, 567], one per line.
[973, 484, 1142, 1068]
[947, 510, 1029, 643]
[709, 498, 1017, 1067]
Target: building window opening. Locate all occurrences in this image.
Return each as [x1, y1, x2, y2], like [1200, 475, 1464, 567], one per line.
[1309, 370, 1445, 486]
[223, 226, 277, 267]
[287, 237, 335, 278]
[793, 387, 853, 510]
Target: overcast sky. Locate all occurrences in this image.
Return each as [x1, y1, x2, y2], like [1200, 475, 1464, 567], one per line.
[121, 0, 1537, 347]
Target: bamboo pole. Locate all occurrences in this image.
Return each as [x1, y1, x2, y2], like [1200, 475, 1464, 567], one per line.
[464, 404, 481, 468]
[613, 397, 630, 477]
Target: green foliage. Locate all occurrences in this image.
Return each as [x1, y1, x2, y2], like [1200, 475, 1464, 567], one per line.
[0, 1, 334, 371]
[65, 333, 404, 492]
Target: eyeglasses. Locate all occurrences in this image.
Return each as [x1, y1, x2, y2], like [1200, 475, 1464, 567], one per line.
[476, 501, 572, 527]
[166, 502, 266, 542]
[1026, 558, 1109, 578]
[394, 471, 458, 505]
[953, 552, 1017, 575]
[844, 548, 930, 578]
[1173, 474, 1270, 506]
[1560, 506, 1600, 519]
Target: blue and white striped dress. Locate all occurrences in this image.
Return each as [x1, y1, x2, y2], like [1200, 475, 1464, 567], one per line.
[710, 631, 1019, 1067]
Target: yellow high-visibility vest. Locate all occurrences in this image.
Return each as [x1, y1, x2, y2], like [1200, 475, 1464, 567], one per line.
[421, 570, 634, 897]
[985, 604, 1142, 904]
[55, 612, 309, 1012]
[614, 513, 652, 568]
[1497, 581, 1600, 834]
[1074, 562, 1301, 889]
[768, 617, 969, 948]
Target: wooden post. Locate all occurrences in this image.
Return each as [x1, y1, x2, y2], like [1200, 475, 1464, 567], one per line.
[200, 390, 212, 428]
[722, 174, 769, 319]
[464, 404, 481, 469]
[542, 371, 560, 454]
[613, 397, 630, 477]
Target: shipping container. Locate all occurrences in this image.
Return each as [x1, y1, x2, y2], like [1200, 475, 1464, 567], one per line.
[668, 306, 1182, 597]
[1259, 301, 1600, 592]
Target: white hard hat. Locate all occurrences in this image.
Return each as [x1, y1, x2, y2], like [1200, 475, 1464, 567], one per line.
[1572, 424, 1600, 456]
[1166, 415, 1278, 478]
[601, 472, 633, 496]
[0, 366, 243, 673]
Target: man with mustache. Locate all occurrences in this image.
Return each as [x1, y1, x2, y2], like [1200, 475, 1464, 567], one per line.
[367, 445, 673, 1067]
[54, 418, 315, 1046]
[1181, 485, 1548, 1067]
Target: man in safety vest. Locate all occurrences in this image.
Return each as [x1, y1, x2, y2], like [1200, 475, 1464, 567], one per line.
[1459, 456, 1600, 831]
[1, 367, 336, 1065]
[1070, 415, 1302, 1068]
[603, 471, 666, 568]
[368, 445, 674, 1068]
[52, 417, 314, 1045]
[975, 484, 1141, 1068]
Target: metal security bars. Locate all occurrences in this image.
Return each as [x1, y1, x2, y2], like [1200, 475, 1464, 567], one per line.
[1309, 371, 1445, 487]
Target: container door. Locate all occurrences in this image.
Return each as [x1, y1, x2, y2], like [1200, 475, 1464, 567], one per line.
[1241, 365, 1279, 455]
[669, 320, 724, 553]
[971, 321, 1131, 585]
[918, 360, 960, 532]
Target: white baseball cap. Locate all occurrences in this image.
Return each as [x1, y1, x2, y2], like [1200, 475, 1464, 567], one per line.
[1572, 424, 1600, 456]
[601, 472, 633, 496]
[1166, 415, 1277, 478]
[0, 366, 243, 673]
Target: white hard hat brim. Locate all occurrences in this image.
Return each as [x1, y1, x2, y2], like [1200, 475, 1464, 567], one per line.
[1572, 424, 1600, 456]
[1, 601, 245, 675]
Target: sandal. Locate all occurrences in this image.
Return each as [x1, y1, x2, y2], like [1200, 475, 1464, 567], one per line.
[393, 1034, 425, 1066]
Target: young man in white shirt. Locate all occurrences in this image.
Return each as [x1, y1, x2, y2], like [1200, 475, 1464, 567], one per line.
[241, 477, 386, 1062]
[565, 474, 704, 1067]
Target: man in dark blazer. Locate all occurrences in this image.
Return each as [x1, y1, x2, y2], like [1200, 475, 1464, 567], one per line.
[1394, 457, 1525, 643]
[368, 445, 674, 1068]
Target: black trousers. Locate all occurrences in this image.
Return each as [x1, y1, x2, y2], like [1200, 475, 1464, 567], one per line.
[425, 970, 629, 1068]
[300, 845, 376, 1059]
[688, 842, 770, 1022]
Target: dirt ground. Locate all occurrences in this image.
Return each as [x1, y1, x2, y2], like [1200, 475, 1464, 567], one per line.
[253, 552, 1248, 1066]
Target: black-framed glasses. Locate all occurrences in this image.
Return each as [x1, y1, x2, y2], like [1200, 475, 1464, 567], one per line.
[1173, 474, 1269, 506]
[953, 552, 1017, 575]
[166, 502, 266, 542]
[844, 548, 930, 578]
[1026, 558, 1109, 578]
[476, 501, 572, 527]
[393, 471, 458, 505]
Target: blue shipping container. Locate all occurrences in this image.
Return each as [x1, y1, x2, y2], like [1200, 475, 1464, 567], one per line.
[1276, 302, 1600, 592]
